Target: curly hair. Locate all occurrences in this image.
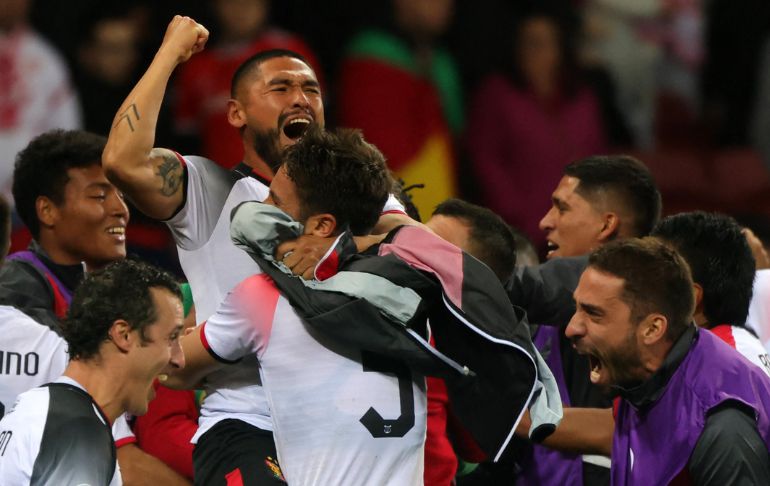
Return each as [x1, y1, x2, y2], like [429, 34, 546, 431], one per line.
[13, 129, 107, 239]
[62, 259, 181, 361]
[283, 126, 391, 235]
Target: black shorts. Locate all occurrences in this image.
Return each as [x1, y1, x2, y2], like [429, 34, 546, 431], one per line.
[193, 419, 286, 485]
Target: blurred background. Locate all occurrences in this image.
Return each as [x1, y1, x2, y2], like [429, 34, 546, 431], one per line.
[3, 0, 770, 272]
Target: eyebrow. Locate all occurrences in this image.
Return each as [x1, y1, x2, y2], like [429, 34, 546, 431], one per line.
[578, 301, 604, 317]
[267, 77, 320, 89]
[552, 196, 568, 208]
[86, 182, 113, 190]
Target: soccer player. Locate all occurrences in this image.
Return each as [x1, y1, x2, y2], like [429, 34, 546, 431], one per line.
[516, 155, 662, 486]
[566, 239, 770, 484]
[167, 127, 427, 485]
[0, 259, 185, 485]
[103, 15, 406, 484]
[653, 211, 770, 376]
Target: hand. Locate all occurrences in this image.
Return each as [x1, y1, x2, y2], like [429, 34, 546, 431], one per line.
[276, 234, 335, 280]
[159, 15, 209, 65]
[743, 227, 770, 270]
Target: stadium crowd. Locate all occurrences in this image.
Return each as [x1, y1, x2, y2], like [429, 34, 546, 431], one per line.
[2, 0, 770, 485]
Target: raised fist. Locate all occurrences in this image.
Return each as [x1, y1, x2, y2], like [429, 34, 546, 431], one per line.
[160, 15, 209, 64]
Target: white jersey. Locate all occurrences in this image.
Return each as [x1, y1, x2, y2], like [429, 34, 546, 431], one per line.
[0, 305, 67, 420]
[710, 324, 770, 377]
[167, 156, 272, 438]
[168, 155, 407, 441]
[0, 377, 121, 486]
[747, 269, 770, 352]
[0, 303, 136, 448]
[202, 274, 426, 485]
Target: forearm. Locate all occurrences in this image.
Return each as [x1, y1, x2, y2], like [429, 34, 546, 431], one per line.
[541, 407, 614, 456]
[103, 49, 178, 179]
[517, 407, 614, 456]
[102, 16, 207, 219]
[117, 443, 192, 486]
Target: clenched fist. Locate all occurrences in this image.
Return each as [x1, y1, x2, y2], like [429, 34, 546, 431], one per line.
[159, 15, 209, 65]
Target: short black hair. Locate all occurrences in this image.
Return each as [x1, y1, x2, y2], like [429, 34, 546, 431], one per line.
[63, 259, 181, 361]
[13, 129, 107, 239]
[230, 49, 311, 98]
[283, 126, 390, 235]
[589, 237, 695, 341]
[652, 212, 754, 327]
[432, 198, 517, 281]
[564, 155, 662, 238]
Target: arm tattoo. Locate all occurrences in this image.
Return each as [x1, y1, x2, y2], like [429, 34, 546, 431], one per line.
[156, 153, 183, 197]
[114, 103, 141, 132]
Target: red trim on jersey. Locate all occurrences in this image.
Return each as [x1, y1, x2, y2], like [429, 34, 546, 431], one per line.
[225, 468, 245, 486]
[172, 151, 187, 167]
[200, 322, 240, 364]
[380, 209, 407, 216]
[612, 397, 621, 420]
[709, 324, 736, 349]
[115, 437, 138, 449]
[315, 249, 339, 281]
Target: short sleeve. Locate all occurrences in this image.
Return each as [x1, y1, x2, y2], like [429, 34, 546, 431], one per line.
[112, 414, 136, 448]
[201, 275, 281, 363]
[165, 155, 236, 251]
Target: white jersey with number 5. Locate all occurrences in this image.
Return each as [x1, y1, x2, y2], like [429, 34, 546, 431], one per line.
[202, 274, 427, 485]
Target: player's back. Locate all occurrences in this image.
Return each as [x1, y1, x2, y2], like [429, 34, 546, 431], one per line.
[204, 274, 427, 485]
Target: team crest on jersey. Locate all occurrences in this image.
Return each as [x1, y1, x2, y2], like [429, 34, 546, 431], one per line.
[264, 456, 286, 482]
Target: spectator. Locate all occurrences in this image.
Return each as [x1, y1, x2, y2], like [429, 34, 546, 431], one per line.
[466, 3, 607, 248]
[0, 0, 82, 204]
[337, 0, 462, 217]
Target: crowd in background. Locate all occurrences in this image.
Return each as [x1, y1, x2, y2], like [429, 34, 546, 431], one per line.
[5, 0, 770, 269]
[2, 1, 770, 485]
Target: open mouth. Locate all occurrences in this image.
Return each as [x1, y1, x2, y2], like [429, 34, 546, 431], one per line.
[546, 240, 559, 258]
[588, 354, 603, 384]
[107, 226, 126, 241]
[282, 118, 311, 141]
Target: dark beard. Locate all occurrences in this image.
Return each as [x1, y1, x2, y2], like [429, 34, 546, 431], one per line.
[252, 128, 283, 173]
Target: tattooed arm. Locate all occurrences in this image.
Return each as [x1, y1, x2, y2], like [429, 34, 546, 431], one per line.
[103, 16, 208, 220]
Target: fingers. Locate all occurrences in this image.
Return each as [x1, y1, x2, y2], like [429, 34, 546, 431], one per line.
[161, 15, 208, 63]
[275, 241, 297, 261]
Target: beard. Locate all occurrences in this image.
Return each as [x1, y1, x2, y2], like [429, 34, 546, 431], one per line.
[602, 334, 645, 393]
[251, 127, 284, 173]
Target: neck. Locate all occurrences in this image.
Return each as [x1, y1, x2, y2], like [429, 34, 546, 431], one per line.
[640, 340, 673, 379]
[242, 140, 276, 178]
[64, 359, 126, 423]
[36, 235, 81, 266]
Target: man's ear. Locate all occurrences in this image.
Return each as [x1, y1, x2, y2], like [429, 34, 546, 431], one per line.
[108, 319, 134, 354]
[639, 313, 668, 345]
[304, 213, 337, 237]
[692, 283, 704, 315]
[36, 196, 57, 229]
[227, 99, 246, 129]
[597, 212, 620, 243]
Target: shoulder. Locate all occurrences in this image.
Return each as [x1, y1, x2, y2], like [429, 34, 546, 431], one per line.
[690, 402, 770, 483]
